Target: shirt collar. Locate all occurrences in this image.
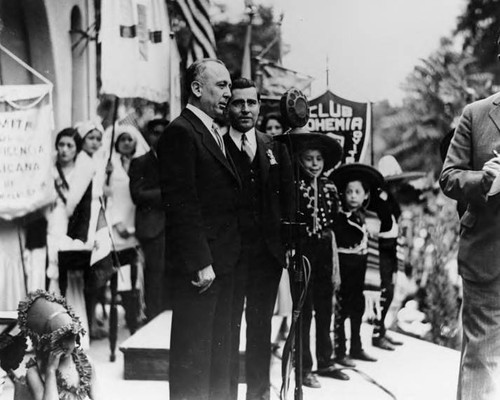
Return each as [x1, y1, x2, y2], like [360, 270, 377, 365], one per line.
[229, 126, 257, 149]
[186, 104, 214, 133]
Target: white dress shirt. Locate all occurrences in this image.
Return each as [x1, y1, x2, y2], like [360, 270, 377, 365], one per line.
[186, 104, 225, 155]
[229, 127, 257, 155]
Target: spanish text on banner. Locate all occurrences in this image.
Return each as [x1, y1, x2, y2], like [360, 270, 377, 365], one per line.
[0, 84, 55, 220]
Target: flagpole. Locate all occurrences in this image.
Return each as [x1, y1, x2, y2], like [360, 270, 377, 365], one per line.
[242, 1, 255, 79]
[277, 12, 284, 65]
[326, 54, 330, 90]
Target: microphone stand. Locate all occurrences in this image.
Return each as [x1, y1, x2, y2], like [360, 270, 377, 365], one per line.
[280, 128, 315, 400]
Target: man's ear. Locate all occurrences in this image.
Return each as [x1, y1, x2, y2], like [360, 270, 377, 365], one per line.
[191, 81, 202, 98]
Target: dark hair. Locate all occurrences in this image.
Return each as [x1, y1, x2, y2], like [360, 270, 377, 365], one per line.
[146, 118, 169, 134]
[114, 130, 137, 155]
[231, 77, 260, 101]
[260, 112, 285, 132]
[55, 128, 82, 154]
[185, 58, 225, 96]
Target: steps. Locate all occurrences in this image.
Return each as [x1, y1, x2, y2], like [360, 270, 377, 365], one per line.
[119, 311, 172, 380]
[120, 310, 259, 381]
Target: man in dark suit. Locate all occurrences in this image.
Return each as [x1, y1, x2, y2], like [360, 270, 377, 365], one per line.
[129, 118, 169, 321]
[224, 78, 294, 400]
[157, 59, 241, 400]
[440, 75, 500, 397]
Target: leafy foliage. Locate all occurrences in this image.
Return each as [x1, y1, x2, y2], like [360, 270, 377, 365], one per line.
[375, 37, 494, 176]
[212, 4, 284, 79]
[454, 0, 500, 78]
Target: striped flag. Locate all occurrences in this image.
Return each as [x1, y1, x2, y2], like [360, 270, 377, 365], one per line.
[176, 0, 217, 61]
[89, 203, 115, 288]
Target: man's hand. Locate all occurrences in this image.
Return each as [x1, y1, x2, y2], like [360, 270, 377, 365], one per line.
[191, 265, 216, 293]
[483, 154, 500, 178]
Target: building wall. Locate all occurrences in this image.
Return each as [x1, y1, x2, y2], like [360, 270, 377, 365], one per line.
[0, 0, 97, 131]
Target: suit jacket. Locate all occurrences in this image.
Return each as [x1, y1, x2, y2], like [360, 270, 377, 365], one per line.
[129, 150, 165, 241]
[440, 92, 500, 282]
[224, 130, 294, 267]
[157, 108, 242, 276]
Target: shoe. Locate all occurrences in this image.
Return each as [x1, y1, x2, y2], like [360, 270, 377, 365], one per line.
[303, 372, 321, 388]
[385, 334, 403, 346]
[333, 356, 356, 368]
[316, 367, 350, 381]
[350, 349, 377, 362]
[372, 336, 395, 351]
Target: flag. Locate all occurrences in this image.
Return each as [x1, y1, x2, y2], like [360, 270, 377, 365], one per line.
[258, 60, 314, 98]
[89, 204, 115, 288]
[100, 0, 172, 103]
[176, 0, 217, 61]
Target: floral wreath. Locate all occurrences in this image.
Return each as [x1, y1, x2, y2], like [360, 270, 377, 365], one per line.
[17, 289, 86, 353]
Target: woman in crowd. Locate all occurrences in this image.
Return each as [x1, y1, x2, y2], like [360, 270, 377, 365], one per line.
[107, 124, 148, 334]
[46, 127, 94, 349]
[260, 113, 286, 136]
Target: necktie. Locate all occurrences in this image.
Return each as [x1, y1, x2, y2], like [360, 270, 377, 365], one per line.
[241, 133, 255, 162]
[212, 123, 226, 156]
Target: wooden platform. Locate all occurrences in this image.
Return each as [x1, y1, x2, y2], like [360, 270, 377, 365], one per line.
[119, 311, 171, 380]
[119, 310, 253, 381]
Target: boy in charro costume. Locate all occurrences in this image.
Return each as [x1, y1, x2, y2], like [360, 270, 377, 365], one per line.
[331, 163, 384, 367]
[288, 133, 346, 388]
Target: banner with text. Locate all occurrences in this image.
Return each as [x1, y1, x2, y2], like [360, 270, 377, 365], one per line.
[0, 84, 55, 220]
[307, 90, 372, 164]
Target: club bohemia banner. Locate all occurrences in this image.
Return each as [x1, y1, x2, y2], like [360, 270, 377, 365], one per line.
[0, 84, 55, 220]
[307, 90, 372, 164]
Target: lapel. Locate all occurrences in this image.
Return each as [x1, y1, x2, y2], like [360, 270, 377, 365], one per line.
[256, 130, 271, 185]
[489, 94, 500, 133]
[145, 150, 158, 178]
[183, 109, 241, 187]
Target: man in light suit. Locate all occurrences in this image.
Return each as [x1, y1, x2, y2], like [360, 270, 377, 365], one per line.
[157, 59, 241, 400]
[224, 78, 294, 400]
[129, 118, 169, 321]
[440, 69, 500, 398]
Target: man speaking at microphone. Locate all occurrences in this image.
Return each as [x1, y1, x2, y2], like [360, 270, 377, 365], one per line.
[224, 78, 294, 400]
[158, 59, 241, 400]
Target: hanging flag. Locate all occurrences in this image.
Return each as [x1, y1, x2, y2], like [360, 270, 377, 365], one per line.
[258, 60, 314, 98]
[176, 0, 217, 61]
[100, 0, 171, 103]
[89, 203, 115, 289]
[307, 90, 372, 164]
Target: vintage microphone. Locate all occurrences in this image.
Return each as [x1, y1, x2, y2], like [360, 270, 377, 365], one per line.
[275, 88, 313, 400]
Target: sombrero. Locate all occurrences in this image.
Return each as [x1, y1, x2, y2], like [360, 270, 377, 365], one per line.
[275, 132, 343, 171]
[377, 155, 426, 183]
[330, 163, 384, 193]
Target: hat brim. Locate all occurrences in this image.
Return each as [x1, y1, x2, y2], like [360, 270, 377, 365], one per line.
[331, 163, 384, 193]
[274, 132, 343, 170]
[384, 171, 427, 183]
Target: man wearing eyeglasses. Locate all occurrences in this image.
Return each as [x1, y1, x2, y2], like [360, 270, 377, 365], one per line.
[224, 78, 294, 400]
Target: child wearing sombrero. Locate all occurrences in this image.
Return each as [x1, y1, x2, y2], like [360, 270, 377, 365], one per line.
[291, 133, 347, 387]
[331, 163, 384, 367]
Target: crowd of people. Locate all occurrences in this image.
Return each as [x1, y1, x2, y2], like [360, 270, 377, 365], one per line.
[3, 56, 480, 400]
[156, 58, 412, 400]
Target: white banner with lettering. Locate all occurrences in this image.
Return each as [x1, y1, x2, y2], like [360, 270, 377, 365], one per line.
[0, 84, 55, 220]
